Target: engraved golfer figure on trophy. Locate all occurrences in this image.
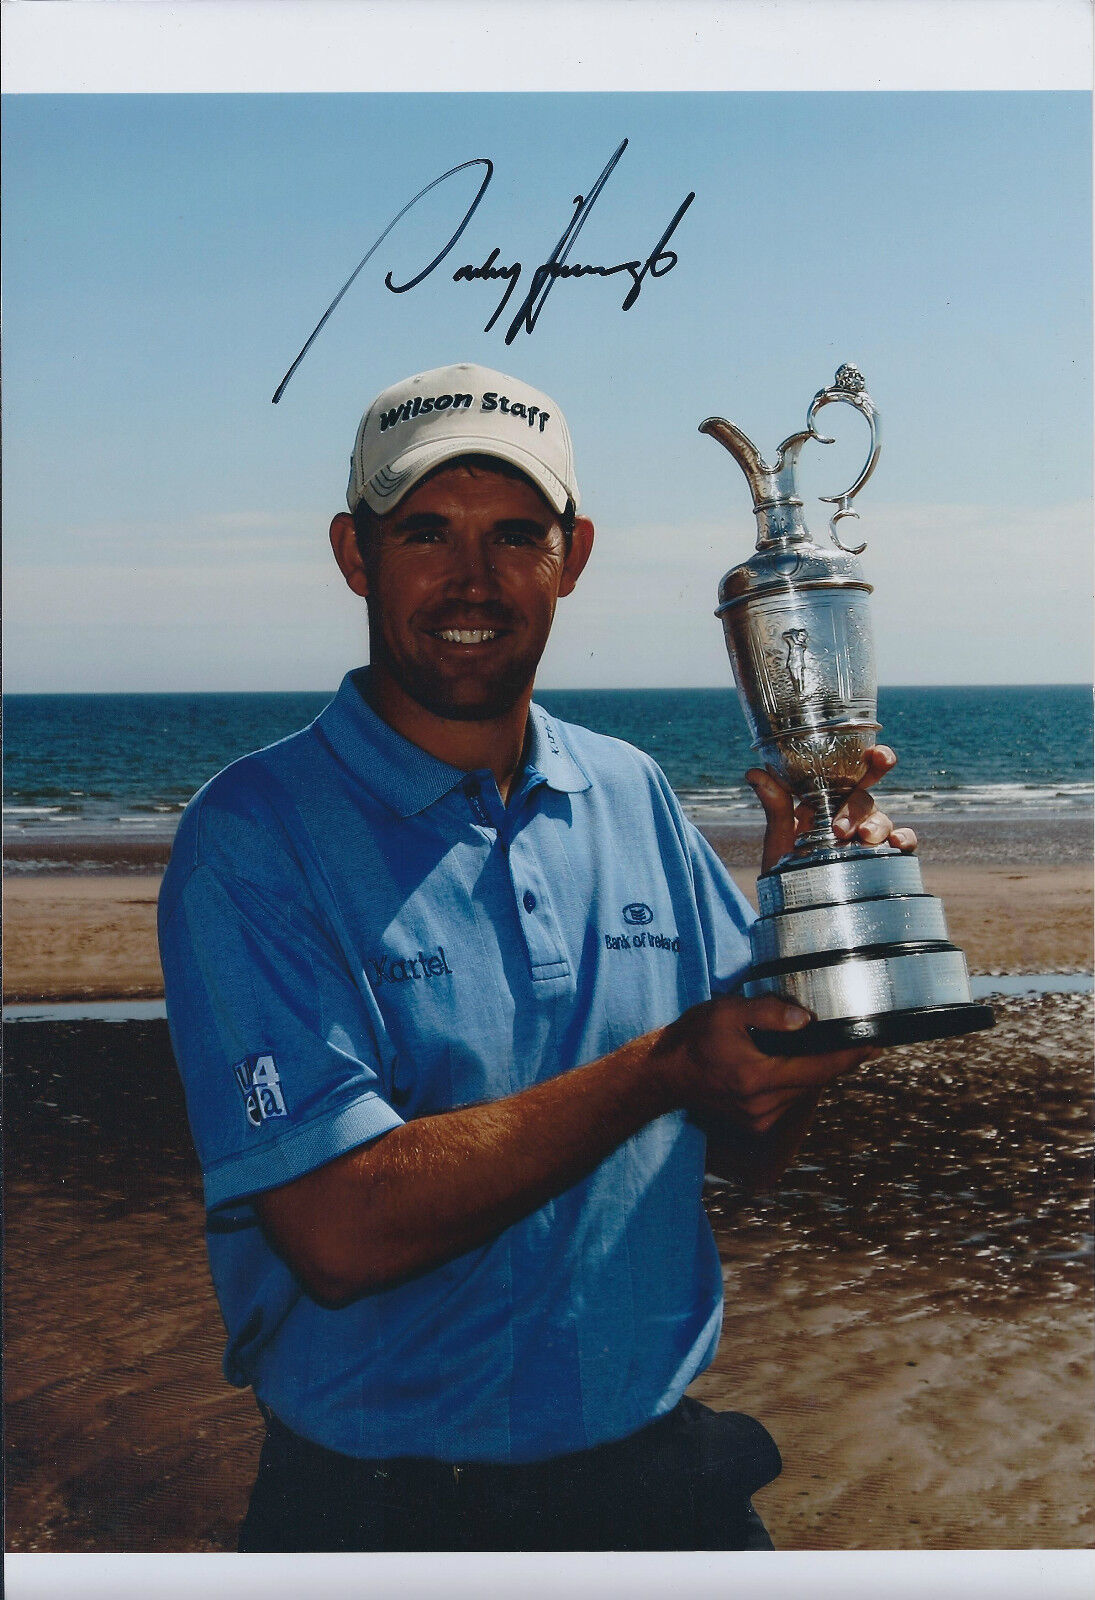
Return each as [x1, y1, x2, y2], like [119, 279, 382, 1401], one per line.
[782, 629, 810, 697]
[701, 365, 995, 1054]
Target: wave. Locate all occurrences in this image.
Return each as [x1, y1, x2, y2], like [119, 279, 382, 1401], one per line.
[5, 779, 1091, 848]
[676, 780, 1094, 827]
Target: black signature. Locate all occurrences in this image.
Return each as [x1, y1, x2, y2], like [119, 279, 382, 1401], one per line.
[274, 139, 693, 403]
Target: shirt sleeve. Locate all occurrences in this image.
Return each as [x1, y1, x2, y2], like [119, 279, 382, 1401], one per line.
[159, 800, 404, 1213]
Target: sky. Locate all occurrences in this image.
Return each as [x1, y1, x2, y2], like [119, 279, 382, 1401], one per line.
[2, 19, 1092, 693]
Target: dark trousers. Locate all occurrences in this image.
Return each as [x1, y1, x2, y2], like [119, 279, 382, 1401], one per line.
[239, 1397, 780, 1552]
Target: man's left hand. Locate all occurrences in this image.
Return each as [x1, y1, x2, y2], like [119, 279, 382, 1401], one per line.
[747, 745, 918, 874]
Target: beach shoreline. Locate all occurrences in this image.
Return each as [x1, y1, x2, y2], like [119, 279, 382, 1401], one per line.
[5, 811, 1093, 871]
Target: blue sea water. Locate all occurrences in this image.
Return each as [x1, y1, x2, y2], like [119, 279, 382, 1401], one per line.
[3, 685, 1092, 848]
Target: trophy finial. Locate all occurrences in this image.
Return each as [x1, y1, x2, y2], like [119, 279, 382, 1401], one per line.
[832, 363, 867, 395]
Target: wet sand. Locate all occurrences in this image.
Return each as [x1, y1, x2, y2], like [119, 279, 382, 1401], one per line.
[3, 819, 1092, 1551]
[701, 991, 1094, 1549]
[4, 994, 1092, 1552]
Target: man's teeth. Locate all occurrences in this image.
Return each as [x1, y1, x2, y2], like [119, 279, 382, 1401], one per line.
[436, 628, 497, 644]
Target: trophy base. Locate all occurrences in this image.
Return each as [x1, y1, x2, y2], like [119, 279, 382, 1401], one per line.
[740, 844, 995, 1058]
[749, 1001, 997, 1057]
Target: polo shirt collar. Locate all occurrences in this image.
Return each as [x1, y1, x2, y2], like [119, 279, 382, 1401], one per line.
[523, 702, 591, 795]
[318, 669, 590, 817]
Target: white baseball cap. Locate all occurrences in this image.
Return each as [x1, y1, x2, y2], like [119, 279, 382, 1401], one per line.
[347, 363, 579, 516]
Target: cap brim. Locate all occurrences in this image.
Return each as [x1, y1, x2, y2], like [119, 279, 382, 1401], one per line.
[356, 435, 576, 517]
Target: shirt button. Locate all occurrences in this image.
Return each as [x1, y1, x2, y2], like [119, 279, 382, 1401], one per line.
[522, 890, 537, 912]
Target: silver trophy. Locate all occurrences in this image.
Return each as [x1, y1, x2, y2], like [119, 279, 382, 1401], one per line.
[702, 365, 994, 1054]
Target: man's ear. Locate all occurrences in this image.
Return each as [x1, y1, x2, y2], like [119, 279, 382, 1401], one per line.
[558, 517, 595, 598]
[330, 512, 370, 598]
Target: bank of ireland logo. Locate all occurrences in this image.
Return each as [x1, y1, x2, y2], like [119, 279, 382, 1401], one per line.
[234, 1053, 287, 1129]
[622, 902, 654, 925]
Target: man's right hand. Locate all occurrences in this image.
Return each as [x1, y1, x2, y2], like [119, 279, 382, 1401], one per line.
[651, 993, 877, 1136]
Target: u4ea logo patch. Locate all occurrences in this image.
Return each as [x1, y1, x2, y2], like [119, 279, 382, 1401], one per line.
[234, 1053, 287, 1129]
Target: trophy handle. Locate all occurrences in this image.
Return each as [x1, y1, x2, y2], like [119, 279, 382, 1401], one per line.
[805, 364, 881, 554]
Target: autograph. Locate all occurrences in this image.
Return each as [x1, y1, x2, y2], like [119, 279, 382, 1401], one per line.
[273, 139, 694, 403]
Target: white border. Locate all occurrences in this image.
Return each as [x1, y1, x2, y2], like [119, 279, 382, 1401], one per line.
[1, 0, 1092, 94]
[2, 0, 1092, 1593]
[6, 1550, 1095, 1599]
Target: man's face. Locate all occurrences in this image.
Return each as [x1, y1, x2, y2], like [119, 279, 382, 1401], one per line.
[355, 464, 590, 723]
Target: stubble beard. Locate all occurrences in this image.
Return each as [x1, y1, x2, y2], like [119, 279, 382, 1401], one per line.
[368, 630, 540, 724]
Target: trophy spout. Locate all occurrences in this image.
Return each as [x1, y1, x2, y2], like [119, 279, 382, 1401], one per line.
[697, 417, 767, 490]
[702, 363, 883, 552]
[699, 415, 815, 546]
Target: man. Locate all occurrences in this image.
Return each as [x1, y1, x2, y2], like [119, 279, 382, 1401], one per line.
[159, 362, 916, 1552]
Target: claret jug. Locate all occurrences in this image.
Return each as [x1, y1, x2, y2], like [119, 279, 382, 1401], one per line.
[702, 366, 994, 1054]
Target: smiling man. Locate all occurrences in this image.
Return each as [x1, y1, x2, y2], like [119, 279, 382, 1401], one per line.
[159, 363, 915, 1553]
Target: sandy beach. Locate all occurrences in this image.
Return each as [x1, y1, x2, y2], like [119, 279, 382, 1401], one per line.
[4, 862, 1091, 1004]
[3, 818, 1093, 1551]
[3, 816, 1092, 1002]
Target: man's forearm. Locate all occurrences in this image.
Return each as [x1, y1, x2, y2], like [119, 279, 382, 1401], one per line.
[256, 995, 868, 1305]
[257, 1027, 678, 1305]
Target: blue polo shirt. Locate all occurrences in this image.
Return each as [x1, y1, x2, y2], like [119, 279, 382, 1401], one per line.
[158, 669, 756, 1464]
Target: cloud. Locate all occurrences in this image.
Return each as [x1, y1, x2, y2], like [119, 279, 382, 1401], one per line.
[541, 499, 1093, 688]
[5, 500, 1090, 691]
[4, 508, 328, 567]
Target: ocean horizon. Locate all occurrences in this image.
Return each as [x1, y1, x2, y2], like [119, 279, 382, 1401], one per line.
[4, 683, 1092, 853]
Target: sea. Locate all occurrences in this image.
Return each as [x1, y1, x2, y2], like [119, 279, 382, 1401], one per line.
[3, 684, 1092, 859]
